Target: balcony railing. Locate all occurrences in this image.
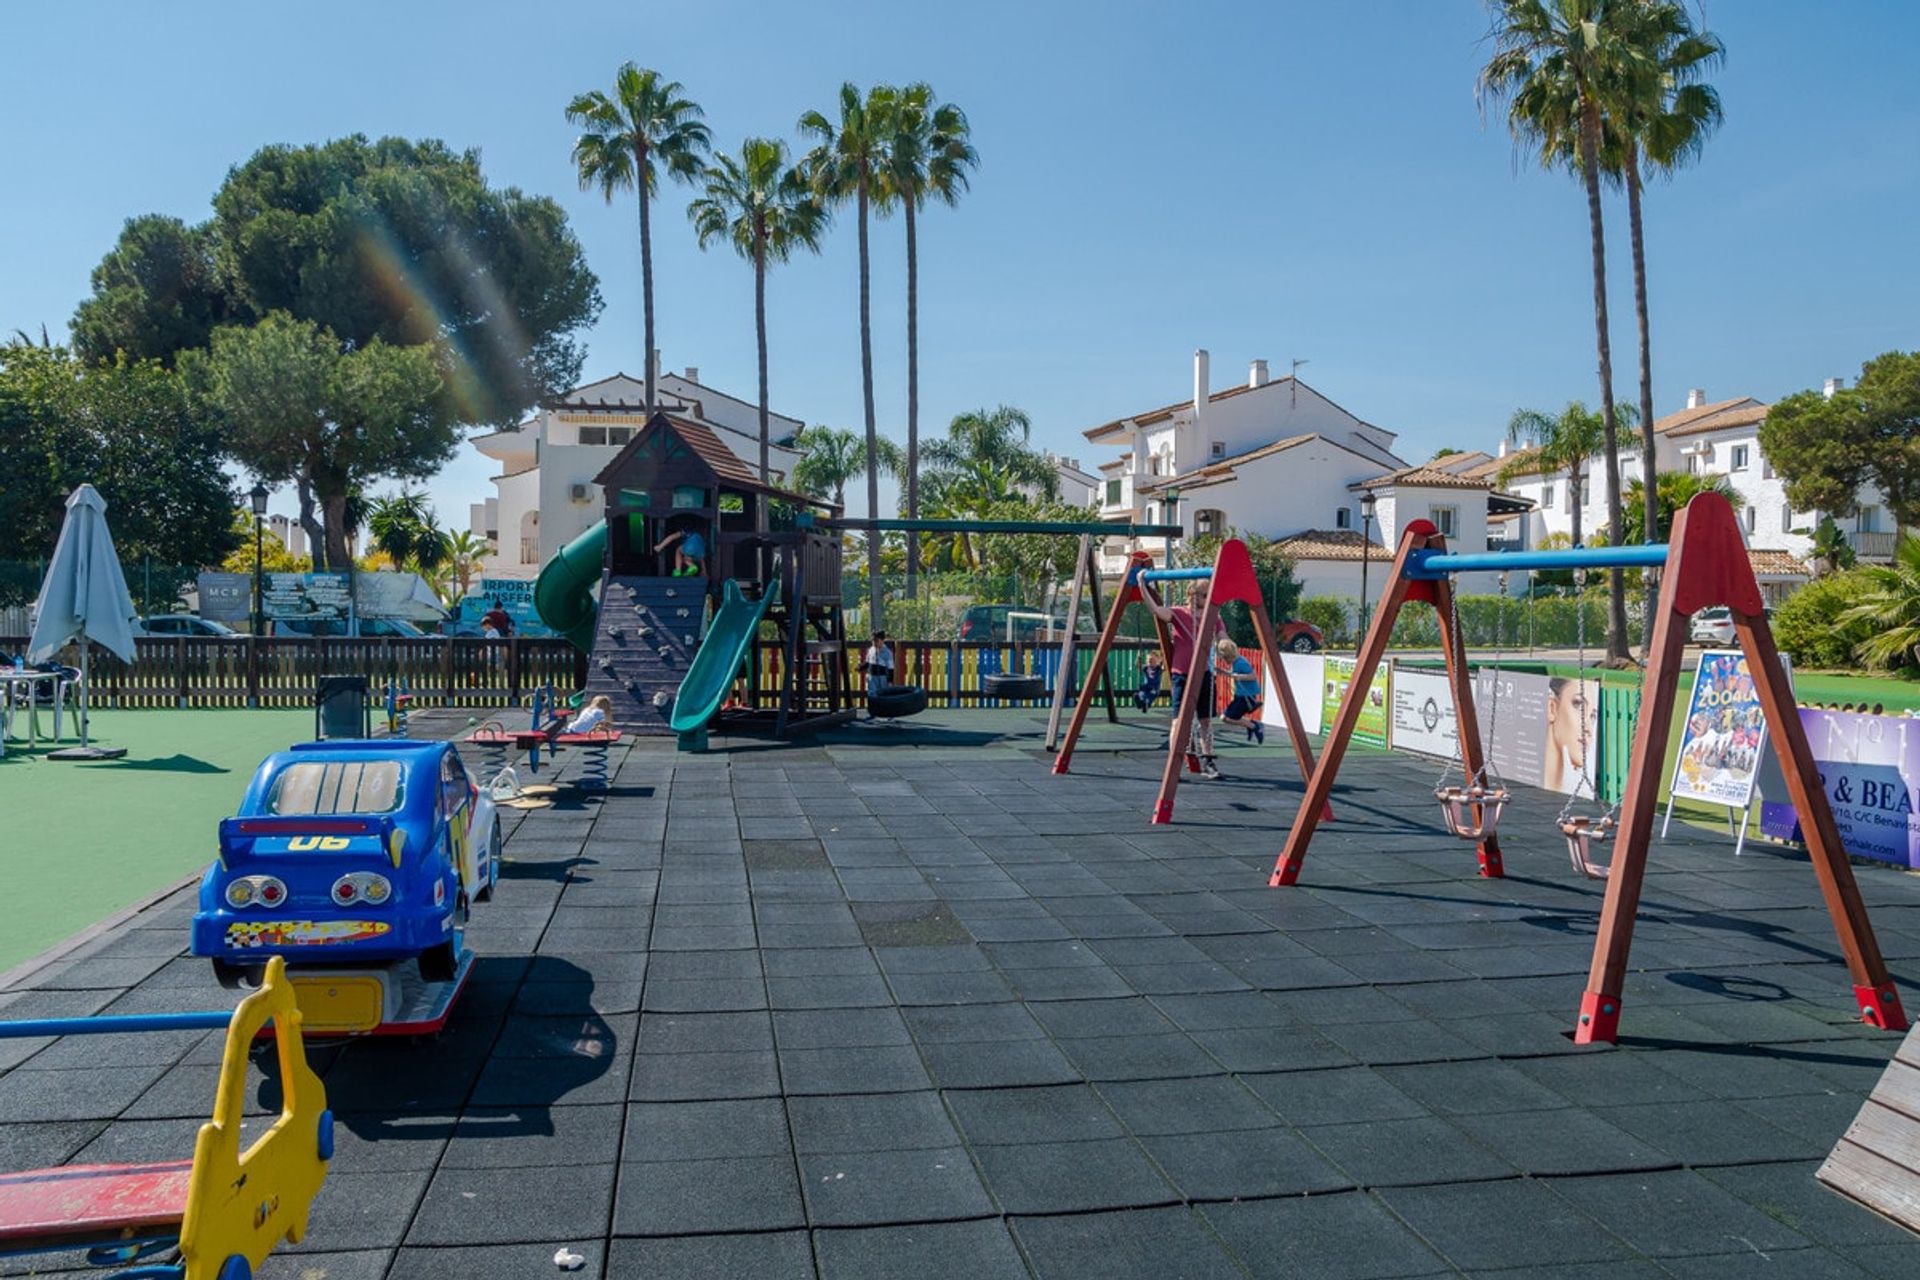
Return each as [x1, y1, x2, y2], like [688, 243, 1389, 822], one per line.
[1848, 530, 1897, 560]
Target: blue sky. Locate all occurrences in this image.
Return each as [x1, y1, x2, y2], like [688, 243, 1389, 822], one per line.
[4, 1, 1916, 529]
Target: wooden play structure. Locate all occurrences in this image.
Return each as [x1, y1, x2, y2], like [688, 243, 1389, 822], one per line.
[1051, 538, 1325, 825]
[1269, 492, 1908, 1046]
[0, 957, 330, 1279]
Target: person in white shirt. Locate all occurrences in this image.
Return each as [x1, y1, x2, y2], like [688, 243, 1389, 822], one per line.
[564, 694, 613, 735]
[861, 631, 895, 706]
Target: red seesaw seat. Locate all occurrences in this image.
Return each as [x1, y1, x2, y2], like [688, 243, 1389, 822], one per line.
[0, 1161, 193, 1255]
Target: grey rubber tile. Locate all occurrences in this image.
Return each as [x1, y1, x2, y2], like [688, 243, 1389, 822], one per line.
[1448, 1106, 1676, 1177]
[1188, 1024, 1356, 1072]
[788, 1090, 963, 1155]
[884, 969, 1016, 1005]
[946, 1083, 1124, 1145]
[605, 1231, 815, 1278]
[973, 1136, 1178, 1213]
[1698, 1160, 1920, 1249]
[1025, 996, 1176, 1039]
[773, 1007, 911, 1049]
[1201, 1191, 1455, 1279]
[1096, 1075, 1281, 1136]
[628, 1050, 780, 1102]
[1302, 1115, 1516, 1187]
[384, 1242, 607, 1280]
[798, 1145, 995, 1225]
[1545, 1168, 1819, 1259]
[1589, 1099, 1821, 1166]
[815, 1218, 1029, 1280]
[642, 977, 768, 1013]
[286, 1169, 433, 1252]
[767, 974, 897, 1008]
[1376, 1177, 1634, 1271]
[1242, 1066, 1428, 1126]
[900, 1001, 1045, 1043]
[623, 1097, 792, 1162]
[779, 1044, 932, 1095]
[1054, 1031, 1222, 1080]
[406, 1162, 616, 1245]
[1144, 1125, 1353, 1199]
[259, 1250, 393, 1280]
[636, 1009, 774, 1054]
[0, 1062, 171, 1122]
[0, 1119, 108, 1169]
[1012, 1206, 1249, 1280]
[468, 1054, 626, 1107]
[442, 1102, 624, 1168]
[1374, 1059, 1575, 1116]
[917, 1035, 1081, 1088]
[612, 1155, 806, 1236]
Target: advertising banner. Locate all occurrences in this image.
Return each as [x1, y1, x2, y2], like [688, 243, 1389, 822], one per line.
[1390, 665, 1458, 759]
[1760, 709, 1920, 868]
[451, 578, 554, 638]
[1265, 653, 1324, 736]
[355, 571, 445, 622]
[1470, 668, 1601, 796]
[1324, 656, 1390, 748]
[263, 572, 351, 623]
[1669, 650, 1774, 810]
[196, 572, 252, 624]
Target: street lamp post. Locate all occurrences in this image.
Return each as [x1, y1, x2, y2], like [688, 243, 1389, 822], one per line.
[250, 483, 269, 637]
[1357, 490, 1377, 648]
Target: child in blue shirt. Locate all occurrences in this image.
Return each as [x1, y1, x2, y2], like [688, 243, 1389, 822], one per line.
[1216, 639, 1265, 744]
[1135, 650, 1165, 712]
[654, 526, 708, 577]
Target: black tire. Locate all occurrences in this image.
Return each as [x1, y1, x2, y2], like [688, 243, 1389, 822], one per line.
[983, 673, 1047, 700]
[211, 958, 260, 990]
[475, 826, 501, 903]
[867, 684, 928, 719]
[1289, 633, 1319, 654]
[419, 893, 468, 983]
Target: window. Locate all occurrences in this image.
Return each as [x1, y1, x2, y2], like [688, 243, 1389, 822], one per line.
[1858, 505, 1882, 533]
[1430, 505, 1458, 537]
[1335, 507, 1352, 530]
[1763, 458, 1773, 479]
[577, 425, 634, 447]
[1541, 482, 1556, 508]
[1731, 444, 1750, 471]
[1686, 454, 1701, 475]
[671, 485, 707, 510]
[1210, 441, 1226, 460]
[1145, 504, 1157, 525]
[1148, 456, 1161, 476]
[1105, 479, 1122, 505]
[269, 761, 405, 816]
[1743, 505, 1756, 533]
[1782, 507, 1793, 534]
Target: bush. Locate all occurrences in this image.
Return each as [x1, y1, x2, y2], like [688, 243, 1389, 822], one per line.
[1297, 596, 1351, 646]
[1774, 572, 1875, 668]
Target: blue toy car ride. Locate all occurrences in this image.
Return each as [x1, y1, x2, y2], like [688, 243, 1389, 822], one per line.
[191, 740, 499, 988]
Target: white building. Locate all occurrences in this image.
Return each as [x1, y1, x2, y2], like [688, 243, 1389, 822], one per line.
[471, 366, 804, 578]
[1044, 452, 1102, 509]
[1081, 350, 1520, 598]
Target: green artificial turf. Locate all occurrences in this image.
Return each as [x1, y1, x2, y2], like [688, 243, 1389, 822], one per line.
[0, 708, 312, 972]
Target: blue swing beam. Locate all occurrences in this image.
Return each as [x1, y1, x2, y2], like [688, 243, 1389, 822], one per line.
[1137, 567, 1214, 583]
[0, 1010, 236, 1039]
[1406, 543, 1670, 580]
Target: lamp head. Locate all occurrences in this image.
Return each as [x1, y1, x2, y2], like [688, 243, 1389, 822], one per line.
[249, 483, 270, 517]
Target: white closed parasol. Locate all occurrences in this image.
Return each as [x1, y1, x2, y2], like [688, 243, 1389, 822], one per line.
[28, 484, 138, 758]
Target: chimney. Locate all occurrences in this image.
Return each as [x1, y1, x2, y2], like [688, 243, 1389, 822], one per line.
[1686, 388, 1706, 409]
[1193, 349, 1210, 423]
[1249, 358, 1269, 388]
[684, 366, 699, 383]
[1497, 440, 1510, 458]
[1824, 376, 1844, 400]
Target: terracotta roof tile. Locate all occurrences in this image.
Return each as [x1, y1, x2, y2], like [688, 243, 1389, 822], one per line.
[1355, 464, 1493, 492]
[1749, 548, 1809, 577]
[1271, 529, 1387, 562]
[1656, 397, 1770, 439]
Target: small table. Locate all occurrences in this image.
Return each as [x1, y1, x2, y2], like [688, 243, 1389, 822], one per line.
[0, 670, 66, 751]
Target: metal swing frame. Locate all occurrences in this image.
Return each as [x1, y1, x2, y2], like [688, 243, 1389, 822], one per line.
[1267, 493, 1909, 1045]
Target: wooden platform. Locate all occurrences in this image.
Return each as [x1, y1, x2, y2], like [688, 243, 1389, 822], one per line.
[1820, 1023, 1920, 1235]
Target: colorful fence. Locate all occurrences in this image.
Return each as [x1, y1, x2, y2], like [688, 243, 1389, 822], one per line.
[748, 638, 1164, 709]
[1, 636, 585, 709]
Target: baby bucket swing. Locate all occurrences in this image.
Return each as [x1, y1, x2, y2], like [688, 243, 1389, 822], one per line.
[1433, 576, 1510, 841]
[1557, 569, 1619, 878]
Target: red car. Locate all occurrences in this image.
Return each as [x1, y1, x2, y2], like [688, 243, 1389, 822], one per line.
[1277, 620, 1325, 653]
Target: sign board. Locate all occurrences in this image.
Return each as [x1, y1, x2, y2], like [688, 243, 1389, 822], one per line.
[1668, 651, 1775, 809]
[1324, 656, 1389, 748]
[263, 572, 351, 623]
[1760, 709, 1920, 868]
[1471, 668, 1601, 796]
[1265, 653, 1324, 736]
[196, 572, 252, 624]
[1390, 664, 1458, 758]
[451, 578, 554, 638]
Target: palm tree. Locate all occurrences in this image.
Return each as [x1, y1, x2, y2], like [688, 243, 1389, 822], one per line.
[367, 492, 449, 573]
[876, 83, 978, 582]
[566, 65, 710, 415]
[801, 83, 893, 625]
[790, 424, 903, 509]
[1501, 401, 1635, 553]
[444, 529, 490, 599]
[689, 138, 828, 490]
[1838, 533, 1920, 671]
[923, 405, 1059, 500]
[1617, 469, 1735, 545]
[1482, 0, 1647, 661]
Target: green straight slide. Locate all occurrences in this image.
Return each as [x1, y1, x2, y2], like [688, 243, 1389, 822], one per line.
[670, 579, 775, 735]
[533, 523, 607, 651]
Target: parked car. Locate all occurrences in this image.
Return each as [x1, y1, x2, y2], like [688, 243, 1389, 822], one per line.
[139, 614, 239, 637]
[191, 740, 498, 987]
[958, 605, 1094, 642]
[1688, 605, 1773, 646]
[1276, 621, 1325, 653]
[272, 617, 431, 639]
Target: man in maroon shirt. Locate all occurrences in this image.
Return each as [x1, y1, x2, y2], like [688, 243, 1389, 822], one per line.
[1145, 578, 1225, 779]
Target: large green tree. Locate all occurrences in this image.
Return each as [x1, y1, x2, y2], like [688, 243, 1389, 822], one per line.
[566, 65, 710, 415]
[0, 343, 237, 573]
[689, 138, 827, 488]
[189, 312, 448, 569]
[802, 83, 893, 626]
[1482, 0, 1648, 661]
[790, 424, 901, 510]
[70, 215, 227, 367]
[1761, 351, 1920, 529]
[876, 83, 978, 582]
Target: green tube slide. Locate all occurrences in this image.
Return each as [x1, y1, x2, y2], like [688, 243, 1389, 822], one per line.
[670, 579, 775, 735]
[533, 522, 606, 652]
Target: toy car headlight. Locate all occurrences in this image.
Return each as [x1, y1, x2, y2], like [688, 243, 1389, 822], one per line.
[332, 873, 392, 906]
[226, 876, 287, 909]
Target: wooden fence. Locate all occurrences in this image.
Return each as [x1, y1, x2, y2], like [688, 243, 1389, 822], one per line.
[748, 638, 1163, 709]
[1, 636, 585, 709]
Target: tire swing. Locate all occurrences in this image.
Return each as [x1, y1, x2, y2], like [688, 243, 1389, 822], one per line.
[868, 684, 928, 720]
[983, 672, 1047, 701]
[1433, 579, 1510, 842]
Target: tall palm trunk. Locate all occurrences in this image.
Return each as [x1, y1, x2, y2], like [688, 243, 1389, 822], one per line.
[754, 224, 771, 528]
[857, 177, 881, 629]
[904, 198, 921, 599]
[1626, 146, 1659, 646]
[1579, 104, 1630, 662]
[636, 141, 656, 416]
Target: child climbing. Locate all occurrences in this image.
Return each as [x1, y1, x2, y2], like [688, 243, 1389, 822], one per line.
[1135, 649, 1165, 713]
[1216, 638, 1265, 744]
[1143, 578, 1224, 780]
[654, 523, 708, 577]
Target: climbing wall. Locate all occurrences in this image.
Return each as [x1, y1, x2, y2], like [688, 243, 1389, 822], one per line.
[583, 575, 708, 735]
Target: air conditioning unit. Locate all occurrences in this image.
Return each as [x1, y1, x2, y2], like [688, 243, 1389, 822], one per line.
[569, 483, 591, 504]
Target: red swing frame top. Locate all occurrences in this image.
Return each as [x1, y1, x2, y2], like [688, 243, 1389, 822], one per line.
[1267, 492, 1908, 1045]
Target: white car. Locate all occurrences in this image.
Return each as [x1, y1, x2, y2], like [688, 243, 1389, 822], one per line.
[1689, 606, 1771, 645]
[139, 614, 240, 637]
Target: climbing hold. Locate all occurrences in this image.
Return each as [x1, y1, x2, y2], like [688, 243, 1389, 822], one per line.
[665, 588, 677, 598]
[684, 635, 695, 645]
[658, 647, 673, 659]
[676, 607, 689, 617]
[652, 690, 672, 709]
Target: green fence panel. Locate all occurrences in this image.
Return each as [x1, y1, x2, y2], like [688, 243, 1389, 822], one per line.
[1599, 682, 1641, 805]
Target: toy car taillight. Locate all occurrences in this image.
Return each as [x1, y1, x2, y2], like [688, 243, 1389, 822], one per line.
[332, 873, 392, 906]
[225, 876, 287, 909]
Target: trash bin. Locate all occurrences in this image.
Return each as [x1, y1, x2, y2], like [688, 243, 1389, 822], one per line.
[316, 676, 370, 740]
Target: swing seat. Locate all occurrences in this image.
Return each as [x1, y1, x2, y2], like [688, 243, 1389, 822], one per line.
[1561, 814, 1616, 880]
[1434, 785, 1509, 841]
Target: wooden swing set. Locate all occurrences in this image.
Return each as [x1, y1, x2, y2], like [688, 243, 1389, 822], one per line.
[1270, 492, 1908, 1045]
